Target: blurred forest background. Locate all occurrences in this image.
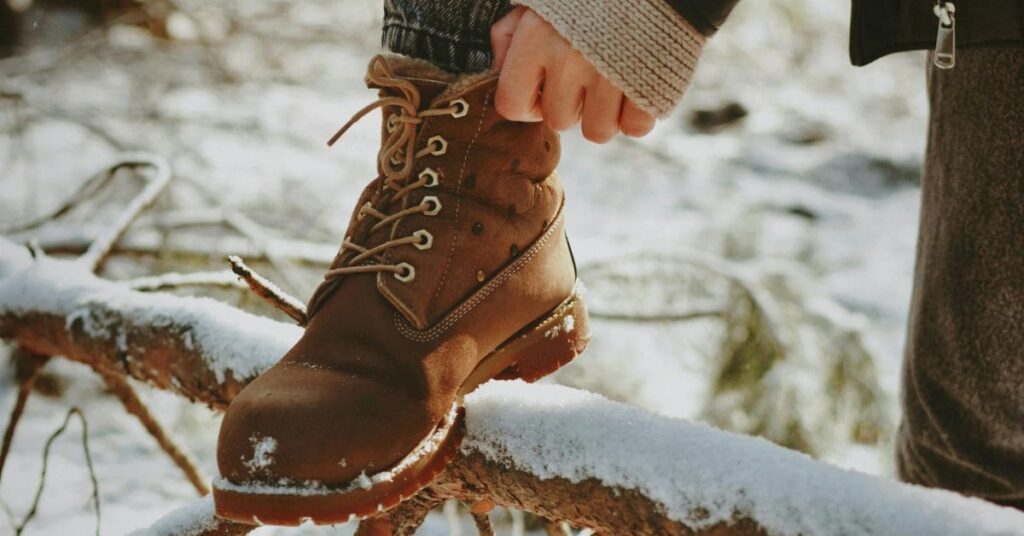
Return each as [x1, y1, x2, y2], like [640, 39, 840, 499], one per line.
[0, 0, 929, 534]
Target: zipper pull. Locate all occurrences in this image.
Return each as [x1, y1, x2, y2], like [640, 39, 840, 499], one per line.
[933, 1, 956, 69]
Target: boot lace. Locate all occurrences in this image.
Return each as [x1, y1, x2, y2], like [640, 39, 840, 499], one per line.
[322, 57, 469, 285]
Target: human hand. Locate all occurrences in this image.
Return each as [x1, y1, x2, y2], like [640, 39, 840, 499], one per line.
[490, 6, 656, 143]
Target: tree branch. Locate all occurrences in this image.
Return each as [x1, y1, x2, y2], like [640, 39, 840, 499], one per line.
[0, 349, 49, 479]
[0, 242, 300, 410]
[79, 152, 172, 272]
[123, 270, 245, 292]
[227, 255, 307, 326]
[4, 239, 1023, 536]
[97, 369, 211, 496]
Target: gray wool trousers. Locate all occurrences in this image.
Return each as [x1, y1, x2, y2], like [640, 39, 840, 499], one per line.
[382, 0, 512, 73]
[382, 0, 1024, 509]
[897, 47, 1024, 509]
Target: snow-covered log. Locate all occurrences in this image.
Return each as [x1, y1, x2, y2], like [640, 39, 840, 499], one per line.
[4, 239, 1024, 535]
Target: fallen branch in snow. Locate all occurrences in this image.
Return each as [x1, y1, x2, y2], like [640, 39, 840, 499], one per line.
[97, 368, 210, 496]
[0, 155, 230, 516]
[72, 153, 173, 273]
[0, 249, 298, 409]
[16, 407, 100, 536]
[0, 349, 49, 479]
[6, 239, 1024, 535]
[140, 381, 1024, 536]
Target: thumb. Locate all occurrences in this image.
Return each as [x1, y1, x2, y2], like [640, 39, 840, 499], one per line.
[490, 6, 527, 70]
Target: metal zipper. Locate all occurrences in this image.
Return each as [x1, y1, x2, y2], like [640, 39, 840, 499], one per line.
[933, 0, 956, 69]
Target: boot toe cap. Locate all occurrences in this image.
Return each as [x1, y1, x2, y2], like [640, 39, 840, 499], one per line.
[216, 363, 433, 487]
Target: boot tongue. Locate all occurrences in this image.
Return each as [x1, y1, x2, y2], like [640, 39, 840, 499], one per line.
[307, 56, 461, 318]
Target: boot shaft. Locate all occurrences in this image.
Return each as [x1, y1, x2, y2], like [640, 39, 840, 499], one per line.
[314, 56, 567, 329]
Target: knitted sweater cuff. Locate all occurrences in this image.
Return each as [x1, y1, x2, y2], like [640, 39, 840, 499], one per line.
[513, 0, 705, 118]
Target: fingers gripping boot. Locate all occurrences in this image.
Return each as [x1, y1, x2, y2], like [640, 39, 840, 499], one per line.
[213, 55, 590, 525]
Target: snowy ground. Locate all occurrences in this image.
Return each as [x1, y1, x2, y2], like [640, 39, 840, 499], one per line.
[0, 0, 932, 534]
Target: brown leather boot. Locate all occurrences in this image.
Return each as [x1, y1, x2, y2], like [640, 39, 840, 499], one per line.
[213, 55, 589, 525]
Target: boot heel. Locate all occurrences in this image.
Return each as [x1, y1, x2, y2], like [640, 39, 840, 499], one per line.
[495, 289, 590, 382]
[458, 287, 589, 397]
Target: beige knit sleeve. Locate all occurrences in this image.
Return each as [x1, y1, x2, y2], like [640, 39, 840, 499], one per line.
[512, 0, 705, 118]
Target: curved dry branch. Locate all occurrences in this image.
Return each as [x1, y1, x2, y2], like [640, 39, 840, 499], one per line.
[80, 152, 173, 272]
[97, 368, 210, 496]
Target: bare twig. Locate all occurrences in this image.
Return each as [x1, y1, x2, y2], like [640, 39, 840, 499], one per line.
[228, 255, 307, 325]
[177, 175, 311, 296]
[471, 511, 495, 536]
[0, 158, 119, 234]
[589, 309, 725, 322]
[80, 152, 173, 273]
[222, 210, 308, 296]
[124, 270, 245, 292]
[354, 489, 444, 536]
[0, 349, 50, 479]
[34, 228, 336, 267]
[97, 369, 210, 496]
[15, 407, 100, 536]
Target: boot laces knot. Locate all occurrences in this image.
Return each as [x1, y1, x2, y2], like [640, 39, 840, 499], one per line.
[322, 58, 467, 284]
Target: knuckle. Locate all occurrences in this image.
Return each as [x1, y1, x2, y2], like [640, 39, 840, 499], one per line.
[547, 114, 573, 131]
[583, 125, 615, 144]
[621, 120, 654, 138]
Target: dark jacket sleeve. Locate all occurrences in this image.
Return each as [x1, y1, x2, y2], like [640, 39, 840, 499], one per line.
[663, 0, 741, 36]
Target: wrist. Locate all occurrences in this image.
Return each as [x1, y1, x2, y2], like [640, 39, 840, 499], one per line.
[512, 0, 706, 117]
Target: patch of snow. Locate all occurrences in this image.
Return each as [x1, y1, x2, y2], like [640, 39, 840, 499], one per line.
[356, 472, 372, 491]
[129, 496, 219, 536]
[212, 476, 330, 497]
[463, 381, 1024, 536]
[0, 239, 32, 278]
[245, 435, 278, 472]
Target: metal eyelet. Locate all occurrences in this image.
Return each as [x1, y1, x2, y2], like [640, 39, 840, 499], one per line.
[394, 262, 415, 282]
[426, 135, 448, 156]
[419, 168, 440, 188]
[356, 201, 372, 221]
[421, 196, 442, 216]
[450, 99, 469, 118]
[412, 229, 433, 250]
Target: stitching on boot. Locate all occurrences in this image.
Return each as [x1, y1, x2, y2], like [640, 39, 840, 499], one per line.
[394, 199, 565, 342]
[429, 91, 491, 315]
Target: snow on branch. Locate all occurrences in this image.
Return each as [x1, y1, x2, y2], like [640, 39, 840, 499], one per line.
[140, 382, 1024, 535]
[451, 382, 1024, 535]
[0, 239, 300, 409]
[5, 238, 1023, 535]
